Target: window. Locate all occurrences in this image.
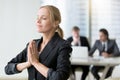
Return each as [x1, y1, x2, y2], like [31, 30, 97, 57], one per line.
[91, 0, 120, 49]
[42, 0, 89, 38]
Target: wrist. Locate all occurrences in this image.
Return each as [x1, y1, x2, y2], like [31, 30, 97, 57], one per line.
[26, 62, 31, 67]
[17, 62, 31, 71]
[32, 60, 39, 66]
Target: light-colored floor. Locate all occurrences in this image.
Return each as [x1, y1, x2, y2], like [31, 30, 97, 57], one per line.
[69, 65, 120, 80]
[0, 65, 120, 80]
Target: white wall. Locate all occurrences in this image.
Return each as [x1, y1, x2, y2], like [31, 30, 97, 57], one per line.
[0, 0, 41, 78]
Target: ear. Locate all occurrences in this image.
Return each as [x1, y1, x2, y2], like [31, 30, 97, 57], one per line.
[55, 21, 59, 26]
[53, 21, 59, 28]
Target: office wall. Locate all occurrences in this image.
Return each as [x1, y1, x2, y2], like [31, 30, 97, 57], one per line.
[0, 0, 41, 78]
[65, 0, 89, 38]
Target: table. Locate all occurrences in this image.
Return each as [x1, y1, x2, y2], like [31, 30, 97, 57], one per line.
[71, 57, 120, 80]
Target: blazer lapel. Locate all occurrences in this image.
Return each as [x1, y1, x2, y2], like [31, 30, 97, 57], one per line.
[107, 40, 111, 51]
[99, 41, 104, 52]
[39, 33, 59, 63]
[29, 33, 60, 79]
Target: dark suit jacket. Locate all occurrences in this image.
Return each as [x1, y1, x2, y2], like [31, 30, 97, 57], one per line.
[89, 40, 120, 57]
[67, 36, 90, 51]
[5, 33, 72, 80]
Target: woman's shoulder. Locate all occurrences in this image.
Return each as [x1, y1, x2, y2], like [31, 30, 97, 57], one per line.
[57, 37, 71, 46]
[57, 38, 72, 51]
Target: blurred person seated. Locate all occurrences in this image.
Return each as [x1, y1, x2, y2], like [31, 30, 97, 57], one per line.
[89, 28, 120, 80]
[67, 26, 90, 80]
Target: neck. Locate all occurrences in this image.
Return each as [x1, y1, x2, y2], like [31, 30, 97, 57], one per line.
[102, 39, 108, 42]
[42, 31, 55, 45]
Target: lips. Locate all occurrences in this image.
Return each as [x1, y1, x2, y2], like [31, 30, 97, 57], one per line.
[36, 23, 42, 27]
[36, 24, 42, 32]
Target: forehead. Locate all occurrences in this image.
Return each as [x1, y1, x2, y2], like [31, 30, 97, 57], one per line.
[72, 30, 79, 32]
[37, 8, 50, 16]
[99, 32, 105, 36]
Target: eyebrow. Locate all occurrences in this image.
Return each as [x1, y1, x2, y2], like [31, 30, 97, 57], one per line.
[37, 14, 48, 16]
[37, 15, 48, 18]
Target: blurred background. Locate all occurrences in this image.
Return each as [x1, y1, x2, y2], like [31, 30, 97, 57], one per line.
[0, 0, 120, 80]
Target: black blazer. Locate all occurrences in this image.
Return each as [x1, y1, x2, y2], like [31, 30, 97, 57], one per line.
[67, 36, 90, 51]
[5, 33, 72, 80]
[89, 40, 120, 56]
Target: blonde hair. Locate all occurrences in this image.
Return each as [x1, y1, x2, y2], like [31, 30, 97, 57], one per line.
[40, 5, 64, 38]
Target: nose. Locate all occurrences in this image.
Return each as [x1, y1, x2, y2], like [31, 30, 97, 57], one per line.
[37, 18, 41, 23]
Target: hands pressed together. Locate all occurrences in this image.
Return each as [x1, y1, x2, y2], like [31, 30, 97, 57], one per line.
[17, 40, 49, 77]
[27, 40, 39, 67]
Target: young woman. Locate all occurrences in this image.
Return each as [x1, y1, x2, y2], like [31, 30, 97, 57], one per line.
[5, 5, 72, 80]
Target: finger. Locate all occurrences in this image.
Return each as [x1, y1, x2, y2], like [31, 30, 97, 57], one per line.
[30, 41, 34, 54]
[27, 45, 29, 60]
[27, 45, 31, 62]
[32, 41, 36, 54]
[29, 42, 33, 53]
[33, 41, 38, 54]
[28, 47, 33, 62]
[29, 41, 33, 46]
[28, 42, 32, 53]
[28, 47, 32, 63]
[32, 41, 39, 59]
[28, 45, 31, 55]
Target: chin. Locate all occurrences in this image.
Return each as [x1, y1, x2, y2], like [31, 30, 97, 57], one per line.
[100, 40, 104, 42]
[37, 29, 43, 33]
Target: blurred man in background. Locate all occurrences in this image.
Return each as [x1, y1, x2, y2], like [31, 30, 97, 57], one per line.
[67, 26, 90, 80]
[89, 28, 120, 80]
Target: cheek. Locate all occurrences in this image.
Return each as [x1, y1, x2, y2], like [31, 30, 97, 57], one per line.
[73, 32, 79, 37]
[43, 21, 51, 26]
[43, 21, 53, 30]
[37, 20, 54, 33]
[100, 36, 102, 39]
[100, 36, 104, 41]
